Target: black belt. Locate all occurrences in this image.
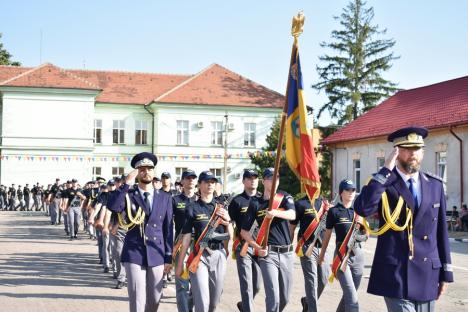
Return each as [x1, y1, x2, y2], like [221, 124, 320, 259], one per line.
[207, 242, 223, 250]
[268, 244, 293, 253]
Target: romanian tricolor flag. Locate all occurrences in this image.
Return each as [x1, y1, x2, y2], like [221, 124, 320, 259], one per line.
[285, 45, 321, 201]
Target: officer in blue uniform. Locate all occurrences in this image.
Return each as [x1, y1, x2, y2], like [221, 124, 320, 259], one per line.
[354, 126, 454, 312]
[107, 152, 173, 312]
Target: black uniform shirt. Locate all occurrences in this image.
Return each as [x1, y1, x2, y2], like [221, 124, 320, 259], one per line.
[182, 198, 226, 242]
[8, 187, 16, 198]
[228, 191, 261, 236]
[292, 196, 324, 241]
[172, 192, 197, 237]
[326, 202, 355, 244]
[17, 189, 23, 199]
[50, 184, 60, 197]
[23, 187, 30, 197]
[96, 191, 109, 206]
[67, 188, 83, 208]
[241, 191, 295, 246]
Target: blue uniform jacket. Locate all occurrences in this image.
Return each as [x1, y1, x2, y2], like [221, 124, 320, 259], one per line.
[107, 183, 173, 267]
[354, 167, 453, 301]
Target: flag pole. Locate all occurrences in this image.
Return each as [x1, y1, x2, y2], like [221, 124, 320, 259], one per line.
[262, 12, 305, 249]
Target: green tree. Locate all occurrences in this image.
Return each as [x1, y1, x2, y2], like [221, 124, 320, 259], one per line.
[317, 124, 339, 199]
[249, 116, 301, 197]
[313, 0, 398, 125]
[0, 33, 21, 66]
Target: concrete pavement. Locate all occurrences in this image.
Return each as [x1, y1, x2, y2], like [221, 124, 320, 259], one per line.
[0, 211, 467, 311]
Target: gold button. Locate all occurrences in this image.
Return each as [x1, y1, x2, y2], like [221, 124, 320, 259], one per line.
[153, 237, 156, 240]
[423, 235, 428, 240]
[409, 256, 413, 260]
[423, 257, 427, 261]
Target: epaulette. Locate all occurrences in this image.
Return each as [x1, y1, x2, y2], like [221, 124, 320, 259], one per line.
[424, 171, 443, 182]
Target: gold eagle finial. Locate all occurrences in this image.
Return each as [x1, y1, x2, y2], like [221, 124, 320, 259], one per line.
[291, 11, 305, 44]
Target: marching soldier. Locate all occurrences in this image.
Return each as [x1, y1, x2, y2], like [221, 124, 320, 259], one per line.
[228, 169, 262, 312]
[319, 180, 368, 312]
[49, 178, 61, 225]
[8, 184, 16, 211]
[107, 152, 173, 312]
[16, 185, 24, 210]
[290, 195, 332, 312]
[354, 126, 454, 312]
[63, 179, 86, 240]
[108, 176, 128, 289]
[23, 184, 31, 211]
[175, 171, 232, 312]
[31, 183, 42, 211]
[161, 172, 174, 194]
[240, 168, 296, 312]
[172, 169, 198, 312]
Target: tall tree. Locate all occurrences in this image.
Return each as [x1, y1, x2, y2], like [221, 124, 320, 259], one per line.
[313, 0, 398, 125]
[0, 33, 21, 66]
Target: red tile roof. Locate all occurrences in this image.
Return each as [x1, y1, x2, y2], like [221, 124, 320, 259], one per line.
[156, 64, 284, 108]
[1, 63, 101, 91]
[68, 69, 190, 105]
[0, 65, 31, 83]
[322, 75, 468, 145]
[0, 63, 284, 107]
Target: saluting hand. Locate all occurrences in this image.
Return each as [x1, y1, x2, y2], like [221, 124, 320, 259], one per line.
[384, 147, 399, 171]
[125, 169, 139, 185]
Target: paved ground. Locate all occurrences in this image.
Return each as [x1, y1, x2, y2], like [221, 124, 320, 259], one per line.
[0, 211, 467, 311]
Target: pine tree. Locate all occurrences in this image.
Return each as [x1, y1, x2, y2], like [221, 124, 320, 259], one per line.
[313, 0, 398, 125]
[0, 33, 21, 66]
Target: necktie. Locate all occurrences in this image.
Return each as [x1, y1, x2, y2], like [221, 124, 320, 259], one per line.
[144, 192, 152, 213]
[408, 178, 418, 211]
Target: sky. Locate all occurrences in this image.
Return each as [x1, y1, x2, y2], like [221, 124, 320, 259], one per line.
[1, 0, 467, 125]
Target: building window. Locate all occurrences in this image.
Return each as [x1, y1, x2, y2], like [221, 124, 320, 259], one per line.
[353, 159, 361, 193]
[112, 167, 125, 176]
[176, 120, 189, 145]
[377, 157, 385, 170]
[210, 168, 223, 181]
[135, 120, 148, 145]
[94, 119, 102, 144]
[113, 120, 125, 144]
[92, 167, 101, 180]
[175, 167, 188, 181]
[244, 123, 256, 147]
[436, 151, 447, 187]
[211, 121, 223, 146]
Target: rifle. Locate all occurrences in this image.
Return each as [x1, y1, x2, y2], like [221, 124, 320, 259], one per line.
[239, 193, 284, 257]
[172, 233, 183, 261]
[186, 196, 232, 274]
[296, 193, 338, 257]
[239, 219, 259, 257]
[329, 214, 362, 283]
[296, 199, 330, 257]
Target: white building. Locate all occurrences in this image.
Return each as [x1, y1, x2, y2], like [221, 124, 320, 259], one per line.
[0, 63, 283, 193]
[322, 76, 468, 209]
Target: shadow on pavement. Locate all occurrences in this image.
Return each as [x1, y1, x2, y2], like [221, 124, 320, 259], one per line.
[0, 252, 114, 288]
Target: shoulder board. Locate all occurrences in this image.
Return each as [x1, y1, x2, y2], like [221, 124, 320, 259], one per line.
[424, 171, 443, 182]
